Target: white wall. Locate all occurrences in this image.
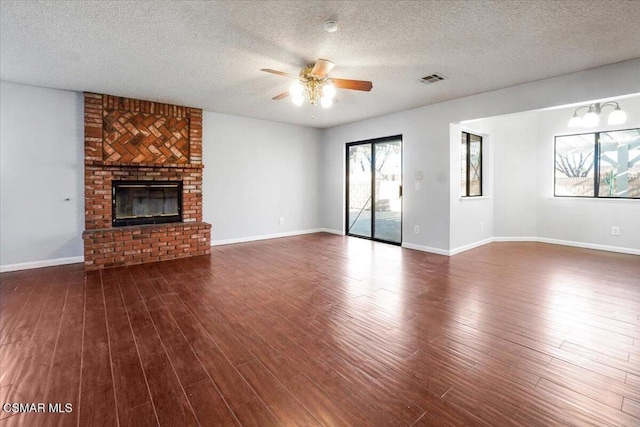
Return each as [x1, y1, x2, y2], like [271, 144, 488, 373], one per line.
[535, 97, 640, 251]
[320, 59, 640, 253]
[0, 81, 84, 270]
[202, 112, 322, 244]
[448, 122, 495, 251]
[490, 115, 540, 238]
[461, 113, 539, 241]
[321, 107, 453, 252]
[461, 96, 640, 253]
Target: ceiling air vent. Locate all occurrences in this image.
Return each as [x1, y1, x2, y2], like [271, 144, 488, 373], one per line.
[421, 73, 446, 84]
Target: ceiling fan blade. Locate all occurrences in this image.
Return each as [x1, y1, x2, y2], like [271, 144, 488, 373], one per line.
[261, 69, 297, 79]
[272, 91, 289, 101]
[310, 58, 335, 78]
[331, 78, 373, 92]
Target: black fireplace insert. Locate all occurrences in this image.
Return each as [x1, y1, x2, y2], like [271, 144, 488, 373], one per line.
[112, 180, 182, 226]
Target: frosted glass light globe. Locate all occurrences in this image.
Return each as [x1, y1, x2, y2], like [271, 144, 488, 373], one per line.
[322, 83, 336, 100]
[607, 108, 627, 125]
[568, 114, 582, 128]
[321, 97, 333, 108]
[292, 94, 304, 106]
[289, 81, 304, 97]
[583, 111, 600, 128]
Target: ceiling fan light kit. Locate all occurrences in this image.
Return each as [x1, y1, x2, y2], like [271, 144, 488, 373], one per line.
[292, 64, 336, 108]
[261, 58, 372, 109]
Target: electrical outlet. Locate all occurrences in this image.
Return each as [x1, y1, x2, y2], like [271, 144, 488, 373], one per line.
[480, 221, 484, 231]
[611, 226, 620, 236]
[279, 217, 284, 225]
[414, 225, 420, 234]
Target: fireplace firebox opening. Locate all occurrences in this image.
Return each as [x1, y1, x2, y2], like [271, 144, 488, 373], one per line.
[112, 180, 182, 226]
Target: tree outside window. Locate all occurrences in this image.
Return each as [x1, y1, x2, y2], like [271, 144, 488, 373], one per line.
[554, 129, 640, 198]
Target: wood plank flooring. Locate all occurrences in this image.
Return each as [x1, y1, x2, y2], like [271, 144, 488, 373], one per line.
[1, 233, 639, 426]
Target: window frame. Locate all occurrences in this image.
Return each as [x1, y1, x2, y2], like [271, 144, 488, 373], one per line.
[461, 131, 483, 197]
[553, 127, 640, 200]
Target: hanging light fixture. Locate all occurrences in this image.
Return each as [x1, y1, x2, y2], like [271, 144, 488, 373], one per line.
[288, 64, 337, 108]
[289, 78, 337, 108]
[568, 101, 627, 128]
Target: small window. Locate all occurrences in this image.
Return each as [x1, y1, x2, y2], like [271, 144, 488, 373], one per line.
[461, 132, 483, 197]
[554, 128, 640, 199]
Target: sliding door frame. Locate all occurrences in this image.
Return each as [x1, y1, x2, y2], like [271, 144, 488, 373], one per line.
[345, 135, 403, 246]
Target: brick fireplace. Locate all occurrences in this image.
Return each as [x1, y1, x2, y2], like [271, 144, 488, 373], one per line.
[82, 93, 211, 269]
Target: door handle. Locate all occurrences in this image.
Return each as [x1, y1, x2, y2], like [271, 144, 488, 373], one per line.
[399, 185, 403, 197]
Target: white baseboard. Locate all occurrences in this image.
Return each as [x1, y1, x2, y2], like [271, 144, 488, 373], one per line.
[0, 256, 84, 273]
[211, 228, 329, 246]
[449, 237, 495, 256]
[401, 242, 450, 256]
[492, 236, 539, 243]
[534, 237, 640, 256]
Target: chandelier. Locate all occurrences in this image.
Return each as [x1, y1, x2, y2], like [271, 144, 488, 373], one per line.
[568, 101, 627, 128]
[288, 64, 337, 108]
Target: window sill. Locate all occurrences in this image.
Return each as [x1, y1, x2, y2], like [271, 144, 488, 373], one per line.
[459, 196, 491, 201]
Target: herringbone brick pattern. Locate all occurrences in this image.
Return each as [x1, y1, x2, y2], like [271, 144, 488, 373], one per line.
[103, 110, 190, 163]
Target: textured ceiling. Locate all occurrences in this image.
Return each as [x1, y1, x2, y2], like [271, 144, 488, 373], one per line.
[2, 1, 640, 128]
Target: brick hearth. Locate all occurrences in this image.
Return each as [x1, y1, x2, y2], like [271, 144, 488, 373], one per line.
[82, 93, 210, 269]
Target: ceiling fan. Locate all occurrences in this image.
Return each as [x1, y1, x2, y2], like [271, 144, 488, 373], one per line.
[261, 58, 373, 108]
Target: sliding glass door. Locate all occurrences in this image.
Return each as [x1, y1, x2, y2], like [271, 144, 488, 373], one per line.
[346, 136, 402, 244]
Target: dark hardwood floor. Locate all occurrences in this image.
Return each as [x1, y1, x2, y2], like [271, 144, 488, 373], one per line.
[1, 233, 639, 426]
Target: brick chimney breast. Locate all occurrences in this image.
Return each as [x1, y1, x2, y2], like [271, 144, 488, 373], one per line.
[82, 93, 210, 269]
